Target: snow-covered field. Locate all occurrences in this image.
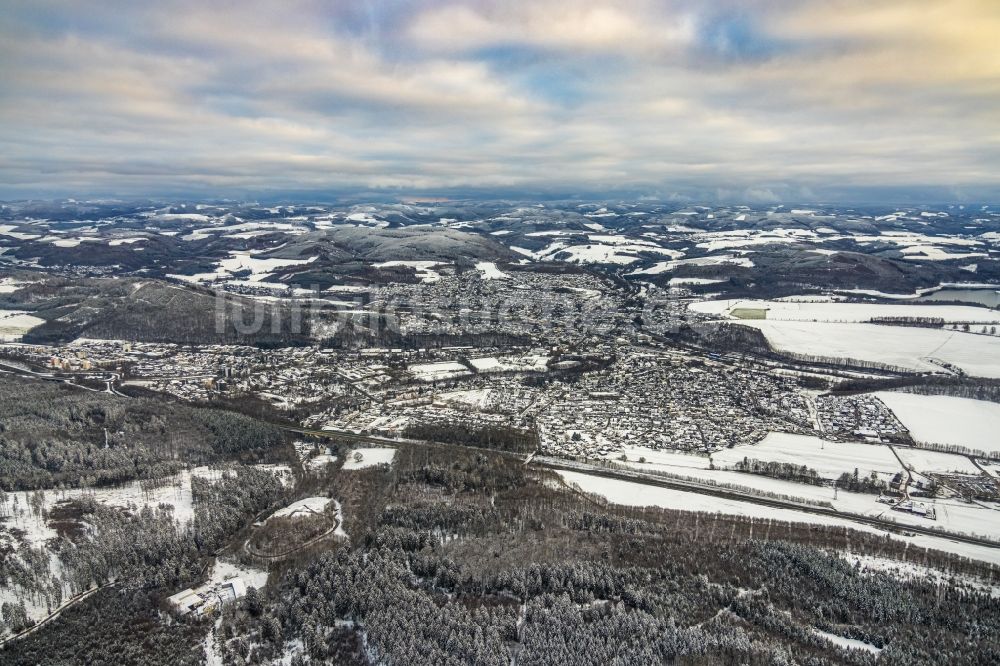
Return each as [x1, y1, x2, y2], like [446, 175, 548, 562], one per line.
[436, 389, 492, 409]
[740, 320, 1000, 377]
[342, 447, 397, 470]
[0, 278, 33, 294]
[895, 447, 981, 475]
[474, 261, 509, 280]
[268, 497, 332, 520]
[812, 629, 882, 655]
[204, 559, 269, 593]
[556, 470, 1000, 564]
[166, 250, 316, 287]
[373, 260, 448, 282]
[1, 465, 292, 551]
[216, 252, 315, 278]
[628, 254, 754, 275]
[610, 446, 713, 471]
[713, 432, 902, 479]
[408, 361, 470, 382]
[605, 448, 994, 534]
[305, 454, 338, 472]
[546, 243, 677, 265]
[558, 470, 841, 523]
[668, 277, 726, 286]
[690, 299, 1000, 323]
[469, 355, 549, 373]
[876, 392, 1000, 454]
[1, 467, 227, 549]
[0, 310, 45, 341]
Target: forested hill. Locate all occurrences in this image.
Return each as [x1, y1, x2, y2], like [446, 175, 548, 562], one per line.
[0, 375, 288, 490]
[0, 277, 312, 347]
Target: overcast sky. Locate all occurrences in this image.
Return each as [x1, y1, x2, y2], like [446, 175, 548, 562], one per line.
[1, 0, 998, 202]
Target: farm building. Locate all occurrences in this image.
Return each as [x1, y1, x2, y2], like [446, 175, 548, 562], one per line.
[168, 576, 249, 616]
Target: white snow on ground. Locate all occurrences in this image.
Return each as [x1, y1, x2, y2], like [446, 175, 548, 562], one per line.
[155, 213, 212, 222]
[346, 212, 388, 227]
[836, 288, 931, 300]
[586, 234, 664, 247]
[0, 311, 45, 341]
[612, 442, 1000, 542]
[436, 389, 492, 409]
[408, 361, 470, 381]
[628, 254, 754, 275]
[306, 455, 338, 472]
[842, 552, 1000, 597]
[373, 260, 448, 283]
[740, 321, 1000, 378]
[217, 252, 316, 276]
[167, 251, 316, 285]
[1, 467, 230, 552]
[812, 629, 882, 655]
[469, 357, 502, 372]
[610, 446, 713, 471]
[543, 244, 647, 264]
[557, 470, 884, 532]
[668, 277, 726, 286]
[204, 617, 224, 666]
[531, 236, 683, 265]
[900, 246, 988, 261]
[0, 225, 41, 240]
[0, 278, 34, 294]
[469, 355, 549, 373]
[474, 261, 509, 280]
[332, 500, 348, 538]
[251, 464, 294, 486]
[342, 448, 397, 470]
[604, 454, 916, 522]
[556, 470, 1000, 564]
[690, 299, 1000, 323]
[205, 559, 269, 592]
[108, 237, 145, 246]
[713, 432, 902, 480]
[876, 393, 1000, 454]
[895, 447, 981, 475]
[268, 497, 332, 520]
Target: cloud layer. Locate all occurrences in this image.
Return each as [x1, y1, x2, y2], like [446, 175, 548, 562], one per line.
[1, 0, 998, 201]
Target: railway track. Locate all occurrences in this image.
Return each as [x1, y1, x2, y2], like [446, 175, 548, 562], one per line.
[287, 425, 1000, 551]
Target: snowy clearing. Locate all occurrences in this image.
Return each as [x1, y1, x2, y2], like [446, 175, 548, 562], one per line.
[812, 629, 882, 655]
[740, 321, 1000, 378]
[0, 278, 33, 294]
[895, 447, 981, 475]
[342, 448, 397, 470]
[556, 470, 883, 532]
[876, 392, 1000, 454]
[408, 361, 471, 382]
[305, 454, 338, 472]
[373, 260, 448, 283]
[474, 261, 509, 280]
[0, 311, 45, 341]
[628, 254, 754, 275]
[690, 299, 1000, 324]
[556, 470, 1000, 564]
[269, 497, 332, 520]
[712, 432, 902, 479]
[469, 355, 549, 373]
[436, 389, 492, 409]
[668, 277, 726, 286]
